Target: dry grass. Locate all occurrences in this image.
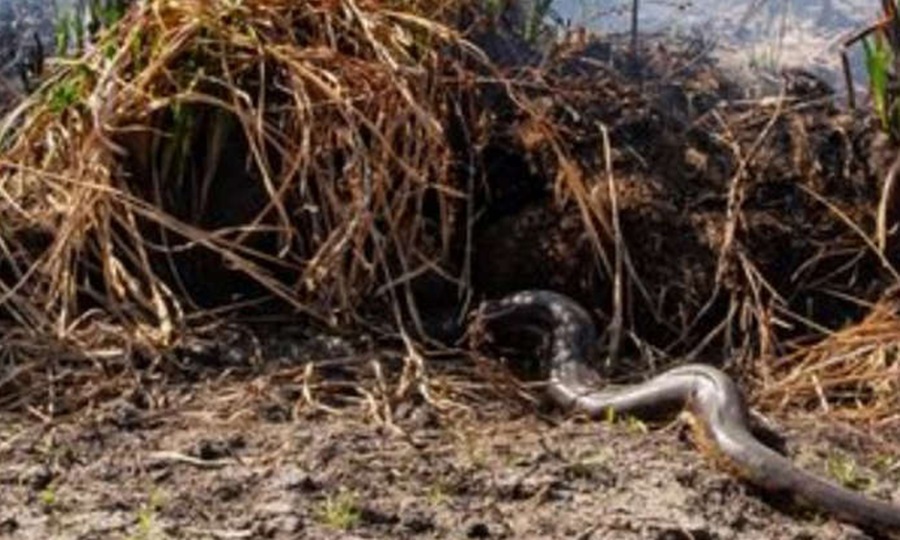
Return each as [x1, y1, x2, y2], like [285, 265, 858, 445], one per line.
[0, 0, 484, 408]
[757, 299, 900, 424]
[0, 3, 485, 333]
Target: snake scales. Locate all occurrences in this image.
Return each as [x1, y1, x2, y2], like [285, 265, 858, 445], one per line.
[472, 290, 900, 534]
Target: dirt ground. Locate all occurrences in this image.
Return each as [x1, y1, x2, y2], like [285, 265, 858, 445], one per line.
[2, 353, 899, 540]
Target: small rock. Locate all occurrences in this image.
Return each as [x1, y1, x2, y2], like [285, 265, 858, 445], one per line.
[195, 435, 244, 461]
[360, 506, 400, 526]
[403, 511, 434, 534]
[467, 521, 491, 538]
[274, 467, 315, 492]
[0, 516, 19, 535]
[28, 466, 53, 491]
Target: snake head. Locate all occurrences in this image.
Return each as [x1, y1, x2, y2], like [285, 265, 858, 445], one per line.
[473, 291, 566, 327]
[469, 293, 557, 349]
[469, 291, 596, 380]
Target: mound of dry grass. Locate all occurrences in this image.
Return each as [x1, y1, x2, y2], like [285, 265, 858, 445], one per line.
[0, 0, 494, 409]
[0, 0, 489, 343]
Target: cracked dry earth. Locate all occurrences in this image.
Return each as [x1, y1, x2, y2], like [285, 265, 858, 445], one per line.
[1, 375, 899, 540]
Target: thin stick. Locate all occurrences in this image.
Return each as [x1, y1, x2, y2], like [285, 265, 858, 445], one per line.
[630, 0, 639, 66]
[598, 123, 622, 366]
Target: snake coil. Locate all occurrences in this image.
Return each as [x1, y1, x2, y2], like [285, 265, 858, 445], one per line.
[473, 290, 900, 534]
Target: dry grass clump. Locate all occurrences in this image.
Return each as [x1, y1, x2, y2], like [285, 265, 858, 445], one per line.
[0, 0, 490, 349]
[756, 300, 900, 424]
[0, 0, 522, 412]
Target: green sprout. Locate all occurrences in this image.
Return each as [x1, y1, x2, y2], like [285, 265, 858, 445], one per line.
[826, 453, 874, 492]
[315, 490, 361, 530]
[863, 33, 896, 134]
[38, 486, 57, 508]
[857, 1, 900, 140]
[128, 489, 166, 540]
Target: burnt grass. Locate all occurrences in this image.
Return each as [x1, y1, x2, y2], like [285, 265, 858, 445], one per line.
[3, 15, 900, 540]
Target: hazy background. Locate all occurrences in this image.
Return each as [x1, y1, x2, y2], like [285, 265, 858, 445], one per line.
[551, 0, 879, 96]
[0, 0, 885, 99]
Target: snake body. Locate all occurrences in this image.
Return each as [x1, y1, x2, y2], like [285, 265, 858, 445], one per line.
[474, 290, 900, 534]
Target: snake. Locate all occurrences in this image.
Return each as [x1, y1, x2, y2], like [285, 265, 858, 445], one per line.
[472, 290, 900, 534]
